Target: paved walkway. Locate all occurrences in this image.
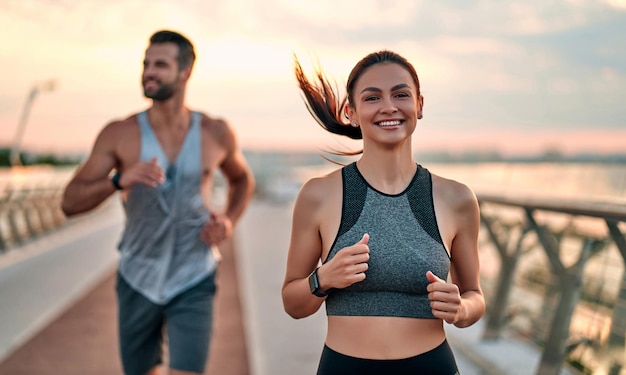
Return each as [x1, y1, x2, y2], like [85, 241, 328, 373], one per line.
[0, 235, 248, 375]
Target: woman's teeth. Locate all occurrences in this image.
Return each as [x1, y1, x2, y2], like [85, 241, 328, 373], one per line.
[378, 120, 401, 127]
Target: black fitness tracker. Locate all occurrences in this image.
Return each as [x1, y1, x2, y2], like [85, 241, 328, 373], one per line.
[111, 172, 123, 190]
[308, 267, 328, 297]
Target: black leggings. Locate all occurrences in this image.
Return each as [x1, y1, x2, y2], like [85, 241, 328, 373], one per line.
[316, 339, 459, 375]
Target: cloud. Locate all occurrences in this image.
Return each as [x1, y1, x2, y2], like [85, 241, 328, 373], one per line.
[602, 0, 626, 10]
[270, 0, 422, 30]
[1, 0, 625, 155]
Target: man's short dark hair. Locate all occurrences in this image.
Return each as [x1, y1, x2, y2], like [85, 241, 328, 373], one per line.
[149, 30, 196, 70]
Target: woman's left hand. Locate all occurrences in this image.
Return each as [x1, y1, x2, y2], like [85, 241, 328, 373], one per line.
[426, 271, 462, 324]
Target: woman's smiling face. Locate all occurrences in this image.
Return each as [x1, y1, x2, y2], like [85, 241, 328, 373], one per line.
[347, 62, 423, 147]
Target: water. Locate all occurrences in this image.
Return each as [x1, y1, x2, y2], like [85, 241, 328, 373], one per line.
[0, 165, 74, 193]
[3, 160, 626, 200]
[287, 161, 626, 201]
[427, 162, 626, 203]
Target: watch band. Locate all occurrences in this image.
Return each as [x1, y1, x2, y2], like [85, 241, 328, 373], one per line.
[111, 172, 123, 190]
[308, 267, 328, 297]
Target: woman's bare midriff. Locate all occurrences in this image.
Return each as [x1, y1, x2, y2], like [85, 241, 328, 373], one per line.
[325, 316, 446, 359]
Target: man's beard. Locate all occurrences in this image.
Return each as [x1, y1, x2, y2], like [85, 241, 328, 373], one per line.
[143, 81, 176, 101]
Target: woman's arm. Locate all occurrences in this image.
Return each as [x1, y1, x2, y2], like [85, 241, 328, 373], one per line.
[428, 179, 485, 328]
[281, 178, 328, 319]
[448, 184, 485, 327]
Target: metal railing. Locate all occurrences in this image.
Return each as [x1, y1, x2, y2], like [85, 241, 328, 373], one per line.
[478, 193, 626, 375]
[0, 185, 66, 252]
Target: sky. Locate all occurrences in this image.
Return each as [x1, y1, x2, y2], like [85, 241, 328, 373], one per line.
[1, 0, 625, 157]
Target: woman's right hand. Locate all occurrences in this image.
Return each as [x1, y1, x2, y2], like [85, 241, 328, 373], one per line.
[318, 233, 370, 290]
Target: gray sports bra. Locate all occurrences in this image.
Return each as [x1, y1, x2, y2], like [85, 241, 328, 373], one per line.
[324, 162, 450, 319]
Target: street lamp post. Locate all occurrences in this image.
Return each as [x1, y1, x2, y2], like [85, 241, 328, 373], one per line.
[10, 79, 57, 167]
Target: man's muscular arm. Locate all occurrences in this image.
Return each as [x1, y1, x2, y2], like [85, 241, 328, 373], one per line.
[61, 124, 121, 217]
[221, 147, 255, 226]
[200, 118, 255, 245]
[61, 121, 165, 217]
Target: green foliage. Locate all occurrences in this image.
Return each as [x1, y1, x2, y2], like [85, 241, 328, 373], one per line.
[0, 147, 83, 167]
[0, 148, 10, 166]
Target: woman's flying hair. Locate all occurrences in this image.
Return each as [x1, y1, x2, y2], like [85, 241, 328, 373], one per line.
[294, 50, 420, 158]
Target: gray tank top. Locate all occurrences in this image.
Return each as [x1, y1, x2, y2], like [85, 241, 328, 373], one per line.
[324, 162, 450, 319]
[117, 110, 217, 304]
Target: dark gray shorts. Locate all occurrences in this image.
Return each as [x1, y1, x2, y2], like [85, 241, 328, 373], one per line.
[116, 272, 217, 375]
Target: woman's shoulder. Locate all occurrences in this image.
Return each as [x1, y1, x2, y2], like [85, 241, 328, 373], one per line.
[431, 172, 478, 210]
[297, 167, 343, 205]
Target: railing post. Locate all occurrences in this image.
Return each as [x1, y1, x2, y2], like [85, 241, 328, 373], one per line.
[0, 211, 7, 253]
[605, 220, 626, 372]
[51, 190, 66, 227]
[526, 209, 593, 375]
[7, 194, 25, 245]
[481, 211, 528, 340]
[22, 191, 42, 238]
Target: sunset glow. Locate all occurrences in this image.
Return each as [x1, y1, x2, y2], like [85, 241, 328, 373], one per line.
[1, 1, 624, 156]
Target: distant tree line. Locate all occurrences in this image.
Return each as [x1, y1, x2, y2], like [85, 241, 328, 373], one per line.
[1, 147, 625, 168]
[0, 147, 84, 167]
[415, 149, 626, 164]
